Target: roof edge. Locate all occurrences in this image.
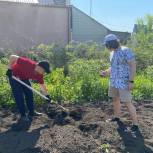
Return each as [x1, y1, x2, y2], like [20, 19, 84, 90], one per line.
[72, 5, 111, 31]
[0, 0, 70, 8]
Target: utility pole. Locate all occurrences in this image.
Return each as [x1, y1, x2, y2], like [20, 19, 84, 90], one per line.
[90, 0, 92, 16]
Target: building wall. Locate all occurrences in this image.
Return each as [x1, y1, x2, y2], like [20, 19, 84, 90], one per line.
[109, 31, 131, 43]
[0, 2, 69, 50]
[71, 6, 108, 43]
[53, 0, 70, 5]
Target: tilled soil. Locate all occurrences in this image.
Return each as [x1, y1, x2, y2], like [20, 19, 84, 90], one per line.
[0, 102, 153, 153]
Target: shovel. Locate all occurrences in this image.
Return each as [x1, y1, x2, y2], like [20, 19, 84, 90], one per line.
[12, 76, 69, 112]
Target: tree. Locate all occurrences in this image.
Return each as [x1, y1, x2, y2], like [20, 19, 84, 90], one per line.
[129, 15, 153, 71]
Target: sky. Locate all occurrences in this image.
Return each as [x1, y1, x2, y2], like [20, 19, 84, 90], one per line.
[71, 0, 153, 32]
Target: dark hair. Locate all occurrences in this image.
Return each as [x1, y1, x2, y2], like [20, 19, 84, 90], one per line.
[38, 60, 51, 74]
[105, 40, 120, 49]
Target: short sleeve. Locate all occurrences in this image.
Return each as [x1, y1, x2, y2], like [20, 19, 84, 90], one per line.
[125, 48, 135, 62]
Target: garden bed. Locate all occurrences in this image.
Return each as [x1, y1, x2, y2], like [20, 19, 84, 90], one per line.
[0, 102, 153, 153]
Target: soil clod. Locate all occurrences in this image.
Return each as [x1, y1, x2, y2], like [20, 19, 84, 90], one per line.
[69, 108, 84, 121]
[78, 122, 98, 132]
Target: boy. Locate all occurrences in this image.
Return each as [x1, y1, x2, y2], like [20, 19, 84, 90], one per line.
[100, 34, 139, 132]
[6, 55, 51, 121]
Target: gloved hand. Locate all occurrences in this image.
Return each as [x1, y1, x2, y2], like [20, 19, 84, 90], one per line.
[6, 69, 12, 78]
[46, 95, 52, 103]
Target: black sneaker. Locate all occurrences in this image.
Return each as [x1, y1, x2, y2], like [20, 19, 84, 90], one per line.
[131, 125, 139, 132]
[28, 111, 43, 117]
[28, 111, 43, 120]
[117, 120, 128, 132]
[106, 117, 120, 123]
[19, 115, 30, 122]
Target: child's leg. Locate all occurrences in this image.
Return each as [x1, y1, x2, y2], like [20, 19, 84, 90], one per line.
[120, 89, 138, 125]
[125, 102, 138, 125]
[109, 87, 121, 118]
[113, 97, 121, 118]
[8, 77, 26, 117]
[22, 80, 34, 115]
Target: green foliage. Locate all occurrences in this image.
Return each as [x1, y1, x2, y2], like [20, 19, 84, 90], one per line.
[44, 60, 109, 103]
[25, 44, 69, 69]
[68, 59, 109, 102]
[68, 59, 109, 81]
[65, 42, 109, 62]
[133, 75, 153, 101]
[0, 27, 153, 106]
[99, 143, 110, 153]
[68, 42, 99, 58]
[0, 50, 5, 59]
[0, 58, 9, 65]
[129, 15, 153, 72]
[136, 15, 153, 34]
[144, 65, 153, 80]
[0, 42, 109, 70]
[81, 76, 108, 102]
[45, 68, 66, 102]
[0, 59, 153, 107]
[0, 64, 14, 106]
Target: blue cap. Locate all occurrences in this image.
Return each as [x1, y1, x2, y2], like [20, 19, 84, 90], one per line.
[103, 34, 119, 45]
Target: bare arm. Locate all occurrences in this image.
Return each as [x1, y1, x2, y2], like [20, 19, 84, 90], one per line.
[106, 67, 111, 75]
[128, 60, 136, 81]
[39, 84, 49, 96]
[9, 55, 19, 69]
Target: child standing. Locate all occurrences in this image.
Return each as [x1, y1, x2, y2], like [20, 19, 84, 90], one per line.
[100, 34, 139, 132]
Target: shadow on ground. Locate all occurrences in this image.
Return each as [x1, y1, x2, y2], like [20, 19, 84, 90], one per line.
[0, 119, 49, 153]
[117, 121, 153, 153]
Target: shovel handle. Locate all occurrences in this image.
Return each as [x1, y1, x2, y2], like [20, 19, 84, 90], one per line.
[12, 76, 49, 100]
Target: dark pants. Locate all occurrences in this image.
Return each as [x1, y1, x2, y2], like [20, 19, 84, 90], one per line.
[9, 77, 34, 117]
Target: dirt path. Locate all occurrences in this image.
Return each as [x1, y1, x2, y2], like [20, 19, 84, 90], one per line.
[0, 102, 153, 153]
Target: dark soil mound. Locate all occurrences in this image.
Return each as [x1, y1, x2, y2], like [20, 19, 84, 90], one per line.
[0, 102, 153, 153]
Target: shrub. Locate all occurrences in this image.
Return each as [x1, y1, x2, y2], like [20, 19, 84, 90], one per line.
[129, 15, 153, 72]
[33, 44, 68, 68]
[0, 64, 14, 106]
[133, 75, 153, 101]
[81, 76, 108, 102]
[65, 42, 109, 61]
[0, 38, 153, 107]
[144, 65, 153, 80]
[68, 59, 109, 102]
[45, 59, 109, 103]
[0, 50, 5, 59]
[68, 59, 109, 81]
[0, 58, 9, 65]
